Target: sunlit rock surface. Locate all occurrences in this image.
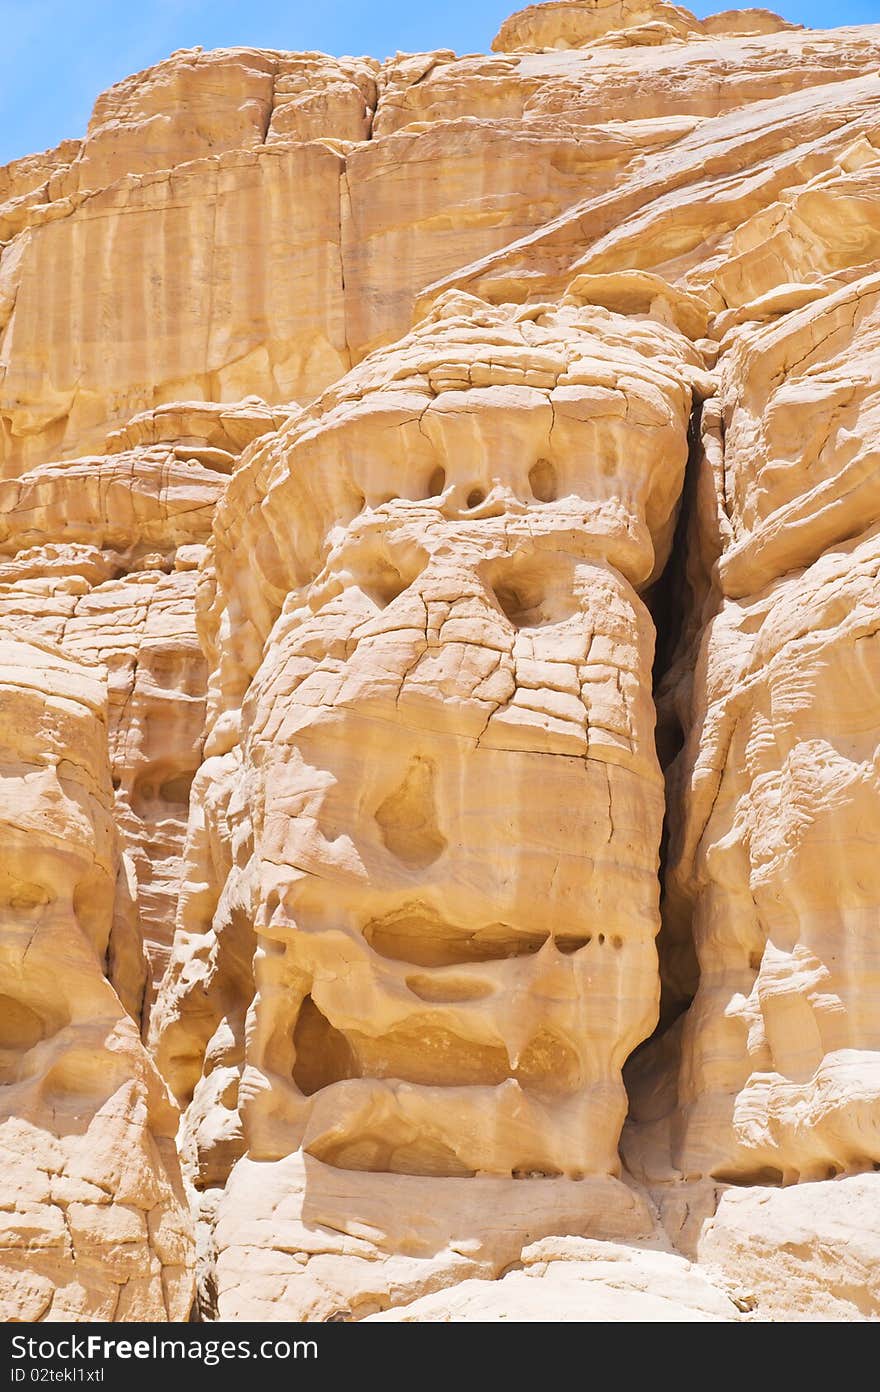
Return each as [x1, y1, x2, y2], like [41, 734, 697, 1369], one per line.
[3, 0, 880, 1323]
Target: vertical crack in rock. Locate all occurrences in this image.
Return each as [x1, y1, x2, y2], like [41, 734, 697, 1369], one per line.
[647, 399, 706, 1028]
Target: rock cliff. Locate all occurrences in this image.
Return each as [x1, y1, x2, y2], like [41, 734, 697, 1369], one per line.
[2, 0, 880, 1322]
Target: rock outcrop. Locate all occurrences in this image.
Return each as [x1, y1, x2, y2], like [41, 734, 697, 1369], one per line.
[3, 0, 880, 1323]
[0, 637, 192, 1320]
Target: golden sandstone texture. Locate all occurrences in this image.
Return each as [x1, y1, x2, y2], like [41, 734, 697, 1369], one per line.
[2, 0, 880, 1322]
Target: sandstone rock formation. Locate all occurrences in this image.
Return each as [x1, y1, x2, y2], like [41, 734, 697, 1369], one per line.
[3, 0, 880, 1323]
[0, 637, 192, 1320]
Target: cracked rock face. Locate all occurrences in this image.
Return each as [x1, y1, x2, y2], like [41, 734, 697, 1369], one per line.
[3, 0, 880, 1324]
[225, 299, 695, 1183]
[0, 637, 192, 1321]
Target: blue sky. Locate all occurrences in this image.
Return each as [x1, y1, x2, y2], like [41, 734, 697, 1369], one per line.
[1, 0, 878, 167]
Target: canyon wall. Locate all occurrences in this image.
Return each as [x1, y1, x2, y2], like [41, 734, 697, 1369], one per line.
[2, 0, 880, 1322]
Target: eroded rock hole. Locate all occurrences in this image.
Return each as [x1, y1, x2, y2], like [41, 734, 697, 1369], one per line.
[495, 579, 545, 628]
[712, 1166, 785, 1187]
[375, 758, 447, 868]
[309, 1130, 475, 1178]
[466, 488, 486, 508]
[556, 934, 592, 953]
[357, 548, 427, 608]
[160, 770, 195, 805]
[363, 905, 548, 966]
[426, 466, 446, 497]
[292, 995, 359, 1096]
[131, 765, 197, 817]
[362, 560, 411, 608]
[486, 553, 577, 629]
[529, 458, 557, 502]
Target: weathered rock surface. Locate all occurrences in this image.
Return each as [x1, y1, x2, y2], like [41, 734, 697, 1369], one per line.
[0, 637, 192, 1321]
[0, 433, 229, 1010]
[5, 5, 880, 473]
[211, 1157, 661, 1320]
[366, 1237, 740, 1322]
[697, 1177, 880, 1321]
[3, 0, 880, 1324]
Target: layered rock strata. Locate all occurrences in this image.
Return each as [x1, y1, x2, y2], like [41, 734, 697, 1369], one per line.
[0, 637, 192, 1321]
[2, 0, 880, 1323]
